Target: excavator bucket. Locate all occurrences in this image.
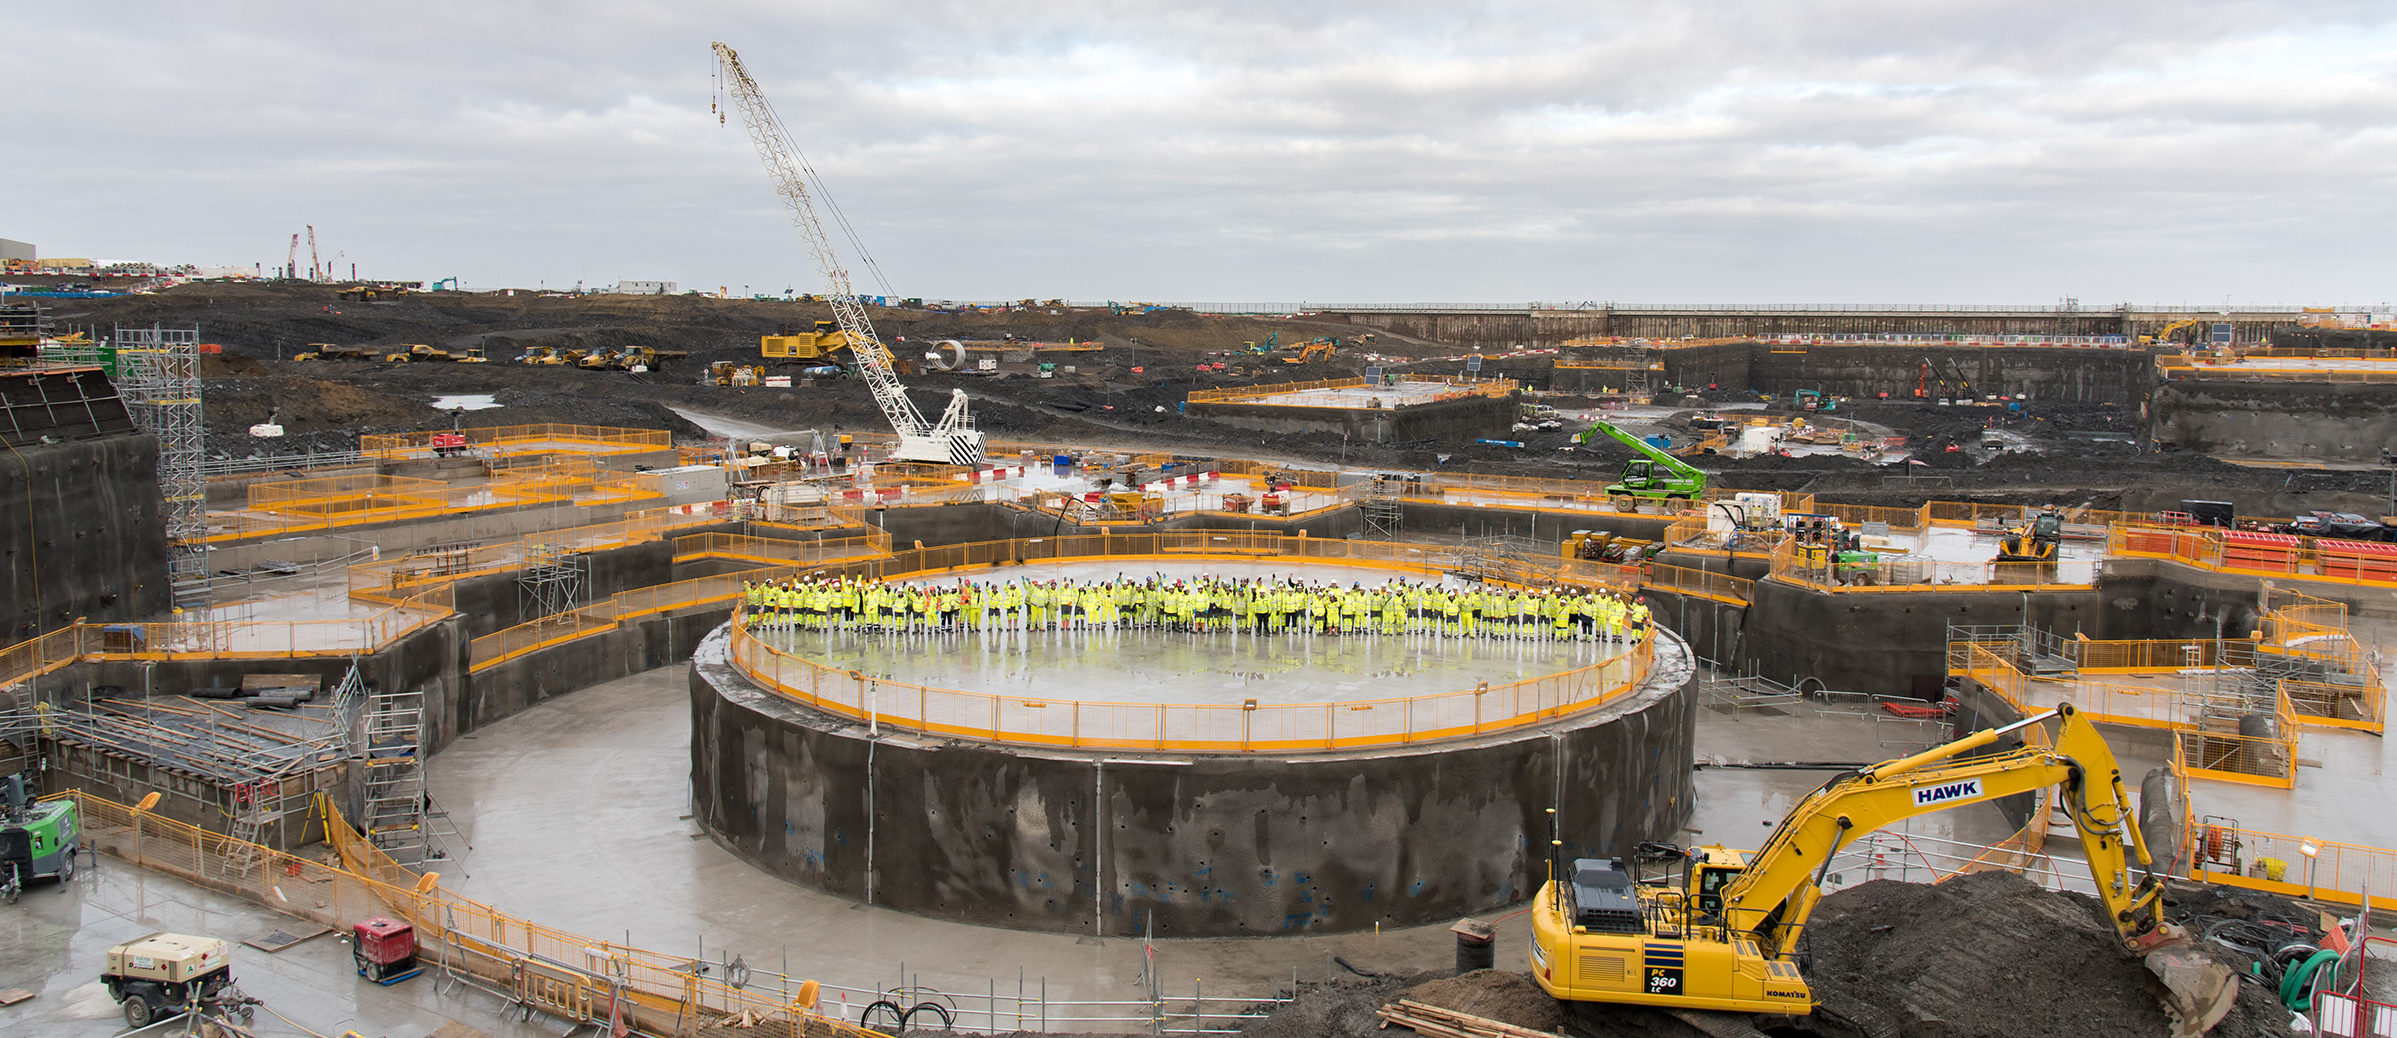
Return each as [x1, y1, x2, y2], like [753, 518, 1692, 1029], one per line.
[2141, 941, 2237, 1038]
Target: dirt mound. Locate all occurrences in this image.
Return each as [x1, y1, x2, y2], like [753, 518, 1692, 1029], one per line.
[1805, 871, 2292, 1038]
[1399, 969, 1564, 1032]
[1240, 970, 1440, 1038]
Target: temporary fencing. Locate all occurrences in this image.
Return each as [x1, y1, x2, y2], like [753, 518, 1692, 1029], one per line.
[358, 422, 671, 459]
[349, 509, 727, 602]
[48, 789, 884, 1038]
[0, 584, 453, 684]
[671, 531, 895, 567]
[470, 568, 791, 672]
[1641, 564, 1755, 604]
[730, 619, 1652, 753]
[212, 461, 672, 544]
[2185, 820, 2397, 913]
[1951, 641, 2304, 786]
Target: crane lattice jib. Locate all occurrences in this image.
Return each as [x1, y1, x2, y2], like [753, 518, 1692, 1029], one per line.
[712, 42, 930, 439]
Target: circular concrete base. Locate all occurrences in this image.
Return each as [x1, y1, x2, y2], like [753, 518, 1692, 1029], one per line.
[688, 625, 1697, 937]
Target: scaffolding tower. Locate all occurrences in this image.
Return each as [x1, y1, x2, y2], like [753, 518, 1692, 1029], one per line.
[518, 543, 587, 620]
[361, 685, 429, 867]
[1361, 473, 1404, 539]
[113, 324, 208, 610]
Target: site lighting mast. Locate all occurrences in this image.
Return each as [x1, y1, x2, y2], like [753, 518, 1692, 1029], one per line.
[710, 41, 984, 466]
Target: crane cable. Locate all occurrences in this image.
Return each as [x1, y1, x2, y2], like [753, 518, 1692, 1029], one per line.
[719, 52, 897, 301]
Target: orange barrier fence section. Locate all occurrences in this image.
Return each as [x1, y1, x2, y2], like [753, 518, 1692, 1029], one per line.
[672, 531, 895, 565]
[48, 790, 878, 1038]
[0, 585, 455, 686]
[1954, 641, 2303, 786]
[469, 568, 791, 672]
[1642, 564, 1755, 604]
[2110, 523, 2397, 588]
[349, 510, 729, 602]
[359, 422, 672, 459]
[729, 617, 1652, 754]
[2184, 821, 2397, 913]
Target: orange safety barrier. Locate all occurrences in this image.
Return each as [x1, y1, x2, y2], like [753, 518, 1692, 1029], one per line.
[728, 615, 1652, 754]
[358, 422, 671, 459]
[2314, 537, 2397, 582]
[2219, 530, 2301, 574]
[46, 790, 880, 1037]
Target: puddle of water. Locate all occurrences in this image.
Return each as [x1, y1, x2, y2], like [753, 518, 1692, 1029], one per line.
[432, 394, 500, 410]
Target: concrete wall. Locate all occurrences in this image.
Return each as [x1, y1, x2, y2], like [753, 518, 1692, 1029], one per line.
[457, 605, 728, 750]
[1660, 345, 2153, 405]
[1736, 579, 2104, 697]
[1184, 393, 1516, 444]
[1319, 310, 2296, 350]
[2150, 379, 2397, 463]
[0, 431, 169, 638]
[689, 627, 1698, 936]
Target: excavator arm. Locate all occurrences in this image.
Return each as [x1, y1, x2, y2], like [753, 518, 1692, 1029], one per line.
[1720, 705, 2165, 960]
[1532, 704, 2231, 1031]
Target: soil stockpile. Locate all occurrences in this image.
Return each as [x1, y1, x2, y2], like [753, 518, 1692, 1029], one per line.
[1804, 871, 2294, 1038]
[1399, 969, 1566, 1032]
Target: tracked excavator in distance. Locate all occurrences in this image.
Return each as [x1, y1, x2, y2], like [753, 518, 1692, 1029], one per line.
[712, 42, 984, 466]
[1529, 704, 2236, 1036]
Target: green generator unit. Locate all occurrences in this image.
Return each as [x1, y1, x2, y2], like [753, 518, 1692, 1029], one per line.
[1, 773, 80, 901]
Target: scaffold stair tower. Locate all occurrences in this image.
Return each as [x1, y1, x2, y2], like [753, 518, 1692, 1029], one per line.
[1362, 474, 1403, 539]
[361, 686, 429, 867]
[112, 324, 209, 610]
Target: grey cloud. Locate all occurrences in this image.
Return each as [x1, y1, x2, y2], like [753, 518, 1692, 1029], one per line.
[12, 1, 2396, 303]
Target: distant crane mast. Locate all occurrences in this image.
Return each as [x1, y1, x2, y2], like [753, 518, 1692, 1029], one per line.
[709, 41, 983, 466]
[306, 225, 322, 282]
[286, 234, 300, 280]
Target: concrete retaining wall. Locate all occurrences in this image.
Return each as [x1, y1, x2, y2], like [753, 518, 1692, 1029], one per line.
[2151, 379, 2397, 463]
[457, 605, 729, 748]
[1737, 579, 2104, 697]
[689, 627, 1698, 936]
[0, 431, 169, 638]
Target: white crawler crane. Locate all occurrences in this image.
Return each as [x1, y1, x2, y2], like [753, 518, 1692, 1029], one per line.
[712, 41, 984, 466]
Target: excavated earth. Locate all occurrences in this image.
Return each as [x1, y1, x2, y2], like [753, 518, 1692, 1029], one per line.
[44, 283, 2393, 517]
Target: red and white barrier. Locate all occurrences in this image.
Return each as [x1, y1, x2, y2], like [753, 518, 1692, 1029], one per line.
[955, 465, 1028, 484]
[1142, 471, 1220, 492]
[839, 487, 904, 504]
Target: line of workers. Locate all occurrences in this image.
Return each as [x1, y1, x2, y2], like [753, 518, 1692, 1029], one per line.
[742, 575, 1651, 641]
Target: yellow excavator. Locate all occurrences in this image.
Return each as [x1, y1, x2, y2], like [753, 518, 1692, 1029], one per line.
[1529, 704, 2233, 1034]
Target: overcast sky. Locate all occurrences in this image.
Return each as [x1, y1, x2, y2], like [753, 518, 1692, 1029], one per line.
[14, 2, 2395, 305]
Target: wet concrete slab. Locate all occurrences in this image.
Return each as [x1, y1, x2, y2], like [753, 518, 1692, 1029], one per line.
[0, 852, 553, 1037]
[756, 627, 1625, 708]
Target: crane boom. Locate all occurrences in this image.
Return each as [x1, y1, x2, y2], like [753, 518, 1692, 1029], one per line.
[1572, 418, 1706, 503]
[711, 42, 982, 466]
[306, 225, 321, 282]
